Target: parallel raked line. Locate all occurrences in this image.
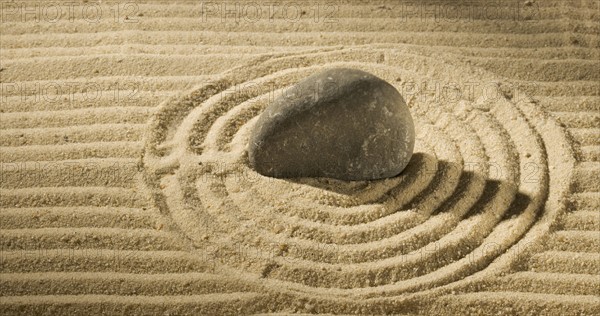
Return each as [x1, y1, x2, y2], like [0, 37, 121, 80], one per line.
[0, 272, 259, 296]
[3, 17, 598, 36]
[1, 0, 598, 22]
[428, 291, 600, 315]
[0, 53, 260, 311]
[2, 1, 597, 23]
[2, 31, 598, 50]
[0, 124, 145, 146]
[0, 206, 163, 230]
[1, 0, 598, 313]
[1, 55, 256, 81]
[3, 45, 598, 62]
[0, 45, 334, 60]
[0, 293, 270, 315]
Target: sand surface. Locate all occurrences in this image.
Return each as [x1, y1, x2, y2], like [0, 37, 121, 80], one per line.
[1, 0, 599, 315]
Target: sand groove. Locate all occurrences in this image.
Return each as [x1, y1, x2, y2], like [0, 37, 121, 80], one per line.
[3, 55, 253, 81]
[5, 17, 599, 36]
[0, 158, 138, 188]
[0, 91, 175, 113]
[0, 124, 145, 146]
[0, 272, 258, 296]
[0, 187, 146, 208]
[0, 142, 143, 162]
[561, 210, 600, 231]
[3, 31, 598, 50]
[0, 249, 211, 274]
[429, 292, 600, 315]
[0, 227, 185, 251]
[0, 207, 160, 230]
[546, 230, 600, 253]
[0, 293, 270, 315]
[570, 128, 600, 146]
[492, 271, 600, 296]
[554, 112, 600, 128]
[528, 251, 600, 275]
[0, 107, 155, 129]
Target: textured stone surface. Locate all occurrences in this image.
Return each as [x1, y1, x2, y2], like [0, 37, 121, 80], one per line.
[248, 68, 415, 180]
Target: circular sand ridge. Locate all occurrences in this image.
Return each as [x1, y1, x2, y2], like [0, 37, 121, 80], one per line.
[142, 48, 570, 301]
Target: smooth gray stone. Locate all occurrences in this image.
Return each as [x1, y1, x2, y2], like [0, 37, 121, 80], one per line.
[247, 68, 415, 181]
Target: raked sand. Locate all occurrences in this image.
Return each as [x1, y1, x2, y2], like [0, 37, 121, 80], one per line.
[1, 1, 599, 315]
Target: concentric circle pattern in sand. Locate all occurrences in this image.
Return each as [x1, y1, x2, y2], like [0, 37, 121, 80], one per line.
[142, 48, 575, 310]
